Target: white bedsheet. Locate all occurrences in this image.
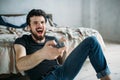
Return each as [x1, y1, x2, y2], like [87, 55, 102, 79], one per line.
[0, 26, 106, 74]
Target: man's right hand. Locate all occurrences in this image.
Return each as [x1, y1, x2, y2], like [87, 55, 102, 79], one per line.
[40, 40, 66, 60]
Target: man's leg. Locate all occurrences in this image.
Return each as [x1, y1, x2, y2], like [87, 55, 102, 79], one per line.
[43, 36, 111, 80]
[53, 36, 111, 80]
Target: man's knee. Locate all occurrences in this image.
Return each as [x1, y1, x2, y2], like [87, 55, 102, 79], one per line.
[85, 36, 99, 44]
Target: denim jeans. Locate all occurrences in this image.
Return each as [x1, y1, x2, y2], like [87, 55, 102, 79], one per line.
[43, 36, 111, 80]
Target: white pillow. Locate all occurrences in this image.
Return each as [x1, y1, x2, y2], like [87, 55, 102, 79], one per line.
[1, 15, 26, 26]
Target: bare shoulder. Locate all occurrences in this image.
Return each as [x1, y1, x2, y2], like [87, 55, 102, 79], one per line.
[14, 44, 26, 60]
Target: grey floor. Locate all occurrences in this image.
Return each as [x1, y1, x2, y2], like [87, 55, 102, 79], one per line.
[74, 41, 120, 80]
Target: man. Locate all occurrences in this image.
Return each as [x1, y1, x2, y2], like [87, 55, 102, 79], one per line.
[14, 9, 111, 80]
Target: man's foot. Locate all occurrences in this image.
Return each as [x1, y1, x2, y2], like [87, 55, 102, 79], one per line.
[100, 75, 111, 80]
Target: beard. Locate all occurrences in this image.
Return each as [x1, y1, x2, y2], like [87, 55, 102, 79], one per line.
[30, 30, 46, 41]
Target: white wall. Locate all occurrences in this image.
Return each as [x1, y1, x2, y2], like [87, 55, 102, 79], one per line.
[82, 0, 120, 42]
[0, 0, 82, 27]
[91, 0, 120, 42]
[0, 0, 120, 42]
[97, 0, 120, 42]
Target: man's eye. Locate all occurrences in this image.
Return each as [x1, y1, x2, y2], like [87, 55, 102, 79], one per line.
[33, 21, 45, 25]
[41, 21, 45, 24]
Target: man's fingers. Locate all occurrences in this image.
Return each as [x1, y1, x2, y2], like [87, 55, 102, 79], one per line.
[45, 40, 57, 46]
[59, 36, 67, 42]
[58, 46, 67, 52]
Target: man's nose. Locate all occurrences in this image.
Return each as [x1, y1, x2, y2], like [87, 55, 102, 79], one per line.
[37, 22, 42, 26]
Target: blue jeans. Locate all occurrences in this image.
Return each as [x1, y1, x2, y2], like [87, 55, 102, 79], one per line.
[43, 36, 111, 80]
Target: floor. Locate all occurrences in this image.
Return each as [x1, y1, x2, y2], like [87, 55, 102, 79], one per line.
[74, 41, 120, 80]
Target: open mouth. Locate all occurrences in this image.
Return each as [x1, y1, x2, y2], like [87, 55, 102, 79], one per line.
[36, 28, 43, 34]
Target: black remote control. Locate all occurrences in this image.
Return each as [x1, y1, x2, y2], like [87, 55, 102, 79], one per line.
[55, 42, 65, 48]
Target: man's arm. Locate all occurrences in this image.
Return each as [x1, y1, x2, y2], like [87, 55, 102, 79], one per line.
[57, 37, 68, 64]
[57, 51, 67, 65]
[14, 44, 45, 71]
[14, 40, 66, 71]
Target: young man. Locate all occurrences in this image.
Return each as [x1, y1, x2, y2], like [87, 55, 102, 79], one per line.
[14, 9, 111, 80]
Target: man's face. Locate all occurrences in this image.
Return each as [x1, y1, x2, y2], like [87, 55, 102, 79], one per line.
[29, 16, 46, 41]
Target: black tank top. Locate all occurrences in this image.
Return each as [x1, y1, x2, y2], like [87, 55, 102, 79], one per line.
[14, 35, 60, 80]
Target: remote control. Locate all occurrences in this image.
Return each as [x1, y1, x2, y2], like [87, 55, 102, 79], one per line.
[55, 42, 65, 48]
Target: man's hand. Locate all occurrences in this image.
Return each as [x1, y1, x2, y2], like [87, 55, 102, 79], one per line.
[41, 40, 66, 60]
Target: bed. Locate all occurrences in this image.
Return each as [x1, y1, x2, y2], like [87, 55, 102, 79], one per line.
[0, 14, 106, 76]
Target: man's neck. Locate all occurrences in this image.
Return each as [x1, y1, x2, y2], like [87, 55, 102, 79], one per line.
[31, 35, 45, 43]
[36, 38, 45, 43]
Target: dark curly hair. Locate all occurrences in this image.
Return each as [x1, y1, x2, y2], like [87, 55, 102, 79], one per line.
[26, 9, 47, 25]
